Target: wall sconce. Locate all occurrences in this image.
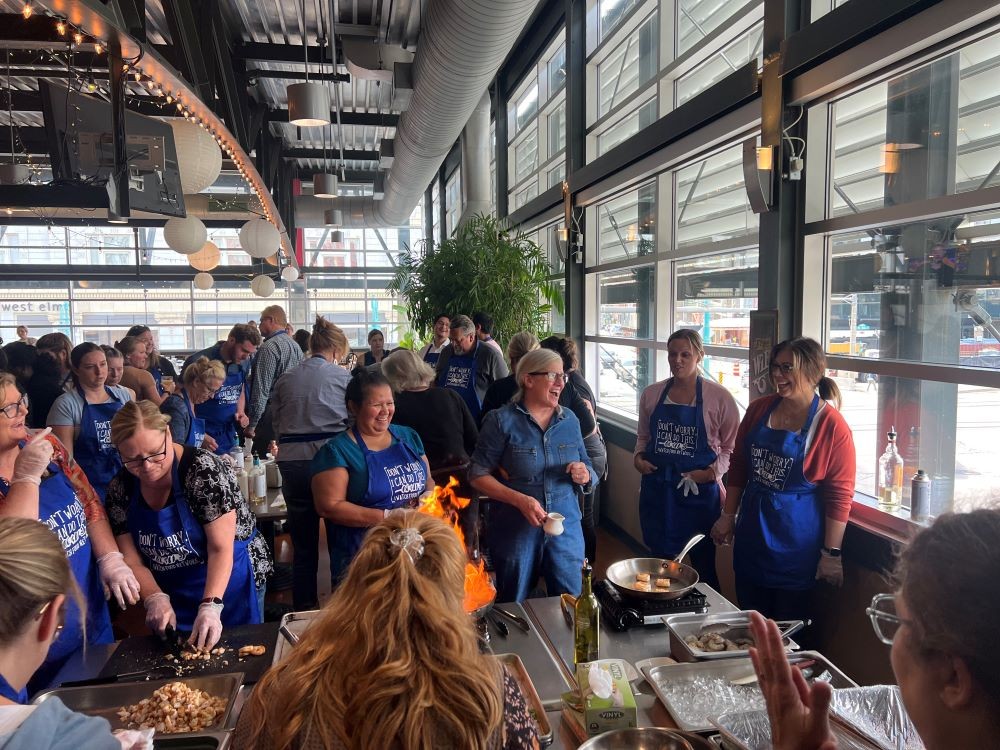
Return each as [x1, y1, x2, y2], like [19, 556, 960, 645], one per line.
[755, 146, 774, 172]
[743, 138, 774, 213]
[879, 143, 901, 174]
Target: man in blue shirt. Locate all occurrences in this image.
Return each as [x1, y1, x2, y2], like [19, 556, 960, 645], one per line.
[182, 323, 261, 455]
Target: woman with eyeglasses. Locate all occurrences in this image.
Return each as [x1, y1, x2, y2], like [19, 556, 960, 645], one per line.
[48, 343, 134, 502]
[711, 337, 855, 633]
[159, 357, 224, 451]
[750, 508, 1000, 750]
[634, 329, 740, 591]
[105, 401, 270, 650]
[0, 516, 125, 746]
[0, 373, 133, 691]
[469, 348, 595, 602]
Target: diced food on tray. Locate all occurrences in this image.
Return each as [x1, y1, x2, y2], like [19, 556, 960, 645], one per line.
[238, 644, 266, 657]
[116, 681, 227, 734]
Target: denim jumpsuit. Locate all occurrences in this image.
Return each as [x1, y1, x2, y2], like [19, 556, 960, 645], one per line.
[470, 402, 595, 602]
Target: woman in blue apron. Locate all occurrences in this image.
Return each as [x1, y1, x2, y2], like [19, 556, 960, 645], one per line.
[634, 330, 739, 591]
[160, 357, 224, 450]
[712, 337, 856, 631]
[312, 368, 432, 582]
[195, 363, 246, 455]
[420, 313, 451, 367]
[0, 517, 123, 746]
[105, 400, 267, 650]
[438, 341, 482, 421]
[49, 343, 132, 502]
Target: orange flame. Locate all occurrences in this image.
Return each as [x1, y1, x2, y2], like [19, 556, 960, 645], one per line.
[418, 476, 496, 613]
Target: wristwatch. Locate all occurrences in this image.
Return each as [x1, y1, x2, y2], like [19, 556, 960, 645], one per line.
[822, 546, 842, 557]
[200, 596, 224, 605]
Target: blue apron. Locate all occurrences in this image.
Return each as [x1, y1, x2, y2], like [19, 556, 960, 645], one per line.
[638, 378, 721, 557]
[0, 673, 26, 704]
[125, 455, 260, 629]
[73, 386, 125, 502]
[194, 364, 244, 455]
[182, 391, 206, 448]
[423, 346, 442, 367]
[439, 343, 481, 420]
[733, 395, 823, 590]
[329, 426, 427, 576]
[151, 366, 164, 395]
[2, 455, 114, 681]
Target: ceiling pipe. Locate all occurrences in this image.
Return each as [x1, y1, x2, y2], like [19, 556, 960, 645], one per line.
[296, 0, 540, 228]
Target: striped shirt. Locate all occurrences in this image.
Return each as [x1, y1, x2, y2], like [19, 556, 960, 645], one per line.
[246, 330, 304, 429]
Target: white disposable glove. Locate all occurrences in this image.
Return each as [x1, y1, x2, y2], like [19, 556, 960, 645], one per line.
[676, 474, 699, 497]
[816, 549, 844, 587]
[112, 728, 155, 750]
[97, 552, 141, 608]
[710, 512, 736, 546]
[11, 428, 53, 486]
[143, 592, 176, 635]
[189, 601, 224, 650]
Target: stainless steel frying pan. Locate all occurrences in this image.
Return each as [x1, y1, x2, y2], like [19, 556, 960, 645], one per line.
[604, 557, 700, 601]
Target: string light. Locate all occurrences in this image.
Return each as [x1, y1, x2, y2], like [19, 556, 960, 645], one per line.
[55, 20, 66, 35]
[21, 2, 32, 19]
[94, 42, 103, 54]
[134, 71, 142, 82]
[165, 94, 173, 104]
[73, 32, 83, 45]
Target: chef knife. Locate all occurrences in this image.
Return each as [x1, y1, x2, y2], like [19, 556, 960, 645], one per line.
[160, 625, 186, 657]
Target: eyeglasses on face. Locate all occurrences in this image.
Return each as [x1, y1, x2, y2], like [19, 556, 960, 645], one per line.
[769, 362, 796, 375]
[866, 592, 911, 645]
[529, 371, 569, 384]
[120, 433, 170, 469]
[0, 394, 29, 418]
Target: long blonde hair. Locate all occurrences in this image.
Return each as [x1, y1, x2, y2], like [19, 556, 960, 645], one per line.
[0, 517, 86, 646]
[241, 512, 503, 749]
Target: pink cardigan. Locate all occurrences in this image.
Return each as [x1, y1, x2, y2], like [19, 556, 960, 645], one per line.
[634, 377, 741, 480]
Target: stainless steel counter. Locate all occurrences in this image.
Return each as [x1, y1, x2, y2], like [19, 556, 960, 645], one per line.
[486, 603, 575, 705]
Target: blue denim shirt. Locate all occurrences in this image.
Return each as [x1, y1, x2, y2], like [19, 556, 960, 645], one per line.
[470, 402, 595, 516]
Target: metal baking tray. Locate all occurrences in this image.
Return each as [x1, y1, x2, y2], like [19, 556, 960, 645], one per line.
[153, 731, 232, 749]
[273, 609, 322, 665]
[34, 673, 243, 737]
[664, 612, 799, 661]
[495, 653, 554, 746]
[642, 652, 856, 733]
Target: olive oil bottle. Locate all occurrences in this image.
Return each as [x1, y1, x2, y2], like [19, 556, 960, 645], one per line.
[574, 558, 600, 665]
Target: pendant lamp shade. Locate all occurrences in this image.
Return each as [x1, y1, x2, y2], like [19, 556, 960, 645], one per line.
[323, 208, 343, 227]
[265, 253, 279, 267]
[239, 218, 280, 259]
[163, 215, 208, 255]
[287, 82, 331, 126]
[167, 119, 222, 194]
[189, 241, 220, 271]
[313, 173, 338, 198]
[330, 229, 344, 243]
[281, 266, 300, 282]
[251, 274, 276, 298]
[193, 272, 215, 290]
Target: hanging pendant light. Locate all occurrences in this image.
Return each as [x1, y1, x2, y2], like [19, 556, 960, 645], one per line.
[313, 172, 338, 198]
[323, 208, 343, 227]
[286, 0, 330, 126]
[330, 229, 344, 243]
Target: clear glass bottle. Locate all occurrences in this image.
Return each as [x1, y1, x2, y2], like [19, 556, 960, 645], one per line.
[574, 558, 600, 665]
[249, 454, 267, 509]
[877, 427, 905, 511]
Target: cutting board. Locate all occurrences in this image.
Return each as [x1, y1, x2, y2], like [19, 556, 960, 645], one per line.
[99, 622, 280, 685]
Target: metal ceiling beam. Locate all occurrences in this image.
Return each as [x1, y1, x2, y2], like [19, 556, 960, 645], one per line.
[203, 1, 251, 150]
[109, 0, 147, 43]
[294, 169, 377, 182]
[282, 147, 380, 161]
[246, 68, 350, 83]
[161, 0, 213, 103]
[7, 89, 182, 118]
[270, 109, 399, 127]
[233, 42, 336, 64]
[0, 184, 111, 208]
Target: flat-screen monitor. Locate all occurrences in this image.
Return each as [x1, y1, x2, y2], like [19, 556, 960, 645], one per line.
[39, 79, 186, 217]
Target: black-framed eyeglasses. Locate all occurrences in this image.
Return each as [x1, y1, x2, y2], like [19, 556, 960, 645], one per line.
[120, 433, 170, 469]
[529, 371, 569, 384]
[0, 394, 29, 419]
[866, 593, 912, 645]
[769, 362, 796, 375]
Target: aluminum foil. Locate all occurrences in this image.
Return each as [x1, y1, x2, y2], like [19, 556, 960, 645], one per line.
[831, 686, 925, 750]
[714, 709, 873, 750]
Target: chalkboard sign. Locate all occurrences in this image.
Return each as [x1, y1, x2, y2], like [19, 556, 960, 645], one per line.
[749, 310, 779, 401]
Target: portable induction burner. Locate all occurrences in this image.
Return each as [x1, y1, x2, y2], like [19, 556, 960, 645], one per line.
[595, 578, 709, 630]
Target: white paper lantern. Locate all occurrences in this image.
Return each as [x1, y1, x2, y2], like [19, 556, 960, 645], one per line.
[167, 119, 223, 194]
[281, 266, 299, 282]
[251, 274, 276, 298]
[239, 218, 280, 259]
[163, 215, 207, 255]
[193, 272, 215, 290]
[189, 241, 220, 271]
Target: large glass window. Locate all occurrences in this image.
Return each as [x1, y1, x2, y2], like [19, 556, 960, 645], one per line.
[596, 182, 657, 264]
[597, 12, 659, 119]
[675, 22, 763, 106]
[675, 144, 759, 247]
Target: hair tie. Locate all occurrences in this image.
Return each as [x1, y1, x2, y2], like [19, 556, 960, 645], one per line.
[389, 527, 425, 564]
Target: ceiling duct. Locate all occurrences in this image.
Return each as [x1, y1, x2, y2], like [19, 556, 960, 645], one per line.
[341, 36, 415, 82]
[296, 0, 540, 228]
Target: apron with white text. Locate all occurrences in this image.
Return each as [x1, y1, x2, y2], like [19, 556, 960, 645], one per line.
[74, 386, 125, 502]
[439, 343, 482, 420]
[194, 365, 244, 455]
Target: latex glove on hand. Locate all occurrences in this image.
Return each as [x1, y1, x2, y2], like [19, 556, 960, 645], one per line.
[12, 427, 54, 486]
[97, 552, 141, 608]
[143, 592, 176, 635]
[816, 549, 844, 587]
[112, 728, 155, 750]
[189, 601, 224, 650]
[676, 474, 699, 497]
[710, 512, 736, 545]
